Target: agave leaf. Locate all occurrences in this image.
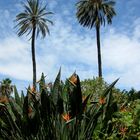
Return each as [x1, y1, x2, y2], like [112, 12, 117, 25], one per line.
[68, 74, 82, 118]
[82, 94, 90, 112]
[40, 89, 49, 118]
[82, 105, 103, 139]
[52, 68, 61, 105]
[0, 103, 5, 107]
[1, 105, 22, 136]
[65, 117, 76, 124]
[101, 78, 119, 98]
[21, 91, 25, 105]
[99, 81, 119, 137]
[39, 73, 46, 91]
[41, 88, 56, 119]
[103, 89, 112, 117]
[14, 86, 21, 107]
[22, 95, 28, 119]
[8, 99, 22, 123]
[57, 97, 64, 114]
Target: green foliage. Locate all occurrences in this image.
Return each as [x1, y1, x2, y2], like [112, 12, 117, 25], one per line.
[0, 71, 140, 139]
[81, 77, 107, 98]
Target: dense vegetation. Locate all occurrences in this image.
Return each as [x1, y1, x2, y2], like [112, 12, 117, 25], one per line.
[0, 71, 140, 140]
[0, 0, 139, 139]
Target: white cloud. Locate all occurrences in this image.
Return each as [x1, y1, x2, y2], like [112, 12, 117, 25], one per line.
[0, 37, 32, 80]
[0, 3, 140, 90]
[102, 26, 140, 89]
[103, 30, 140, 71]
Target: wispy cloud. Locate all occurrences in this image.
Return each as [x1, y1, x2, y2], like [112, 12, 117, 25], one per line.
[102, 26, 140, 89]
[0, 0, 140, 90]
[0, 37, 32, 80]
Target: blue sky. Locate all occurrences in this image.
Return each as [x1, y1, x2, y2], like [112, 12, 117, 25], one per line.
[0, 0, 140, 92]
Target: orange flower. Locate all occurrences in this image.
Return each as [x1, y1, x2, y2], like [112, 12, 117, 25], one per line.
[69, 73, 77, 86]
[120, 106, 127, 112]
[29, 86, 37, 94]
[28, 107, 32, 117]
[0, 96, 9, 104]
[28, 107, 32, 113]
[82, 96, 86, 102]
[31, 86, 36, 93]
[120, 126, 127, 135]
[99, 97, 106, 105]
[62, 113, 71, 122]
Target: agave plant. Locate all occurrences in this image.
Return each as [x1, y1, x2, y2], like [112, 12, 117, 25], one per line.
[0, 70, 119, 140]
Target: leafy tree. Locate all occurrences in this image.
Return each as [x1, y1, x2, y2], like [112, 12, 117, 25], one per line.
[15, 0, 53, 89]
[76, 0, 116, 77]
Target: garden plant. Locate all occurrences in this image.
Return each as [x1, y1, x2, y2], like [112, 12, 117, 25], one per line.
[0, 70, 140, 139]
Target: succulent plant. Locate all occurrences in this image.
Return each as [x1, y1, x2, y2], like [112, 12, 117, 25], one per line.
[0, 70, 121, 140]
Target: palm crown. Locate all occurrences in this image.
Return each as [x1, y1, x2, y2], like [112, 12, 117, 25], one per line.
[76, 0, 116, 28]
[15, 0, 53, 38]
[0, 78, 13, 96]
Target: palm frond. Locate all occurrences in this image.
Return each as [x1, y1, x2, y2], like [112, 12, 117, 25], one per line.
[76, 0, 116, 28]
[15, 0, 53, 38]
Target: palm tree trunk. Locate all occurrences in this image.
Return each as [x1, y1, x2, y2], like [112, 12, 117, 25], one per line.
[31, 26, 36, 89]
[96, 26, 102, 77]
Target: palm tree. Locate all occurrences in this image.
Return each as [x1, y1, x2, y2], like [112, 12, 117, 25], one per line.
[0, 78, 13, 97]
[76, 0, 116, 77]
[15, 0, 53, 89]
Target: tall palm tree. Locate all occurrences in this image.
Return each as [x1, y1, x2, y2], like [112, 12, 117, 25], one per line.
[15, 0, 53, 89]
[76, 0, 116, 77]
